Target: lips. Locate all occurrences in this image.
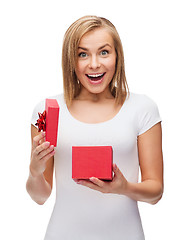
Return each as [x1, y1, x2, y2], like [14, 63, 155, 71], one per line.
[86, 72, 106, 81]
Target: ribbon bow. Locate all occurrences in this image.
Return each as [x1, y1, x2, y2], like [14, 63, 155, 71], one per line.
[35, 110, 46, 132]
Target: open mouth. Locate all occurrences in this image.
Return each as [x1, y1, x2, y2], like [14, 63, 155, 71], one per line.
[86, 72, 106, 81]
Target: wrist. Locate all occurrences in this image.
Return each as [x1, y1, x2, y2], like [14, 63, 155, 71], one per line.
[123, 181, 134, 196]
[121, 180, 163, 204]
[122, 181, 140, 200]
[29, 167, 44, 179]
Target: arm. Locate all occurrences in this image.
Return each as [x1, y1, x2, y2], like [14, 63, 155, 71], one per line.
[75, 122, 164, 205]
[26, 125, 55, 205]
[125, 122, 164, 204]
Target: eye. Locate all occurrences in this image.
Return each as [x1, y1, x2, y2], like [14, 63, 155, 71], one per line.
[100, 50, 109, 56]
[78, 52, 87, 58]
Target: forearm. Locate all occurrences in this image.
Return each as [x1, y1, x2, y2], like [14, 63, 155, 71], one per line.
[26, 171, 52, 205]
[124, 180, 163, 204]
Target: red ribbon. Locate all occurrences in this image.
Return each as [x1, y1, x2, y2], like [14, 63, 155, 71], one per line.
[35, 110, 46, 132]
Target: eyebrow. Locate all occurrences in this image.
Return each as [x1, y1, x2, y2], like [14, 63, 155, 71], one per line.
[78, 43, 112, 51]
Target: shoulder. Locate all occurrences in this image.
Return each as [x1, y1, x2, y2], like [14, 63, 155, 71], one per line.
[34, 93, 64, 108]
[126, 92, 159, 113]
[128, 92, 162, 136]
[47, 93, 64, 103]
[127, 92, 157, 105]
[31, 93, 64, 125]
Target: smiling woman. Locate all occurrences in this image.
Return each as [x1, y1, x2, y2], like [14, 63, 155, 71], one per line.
[75, 28, 116, 93]
[27, 15, 163, 240]
[62, 16, 129, 106]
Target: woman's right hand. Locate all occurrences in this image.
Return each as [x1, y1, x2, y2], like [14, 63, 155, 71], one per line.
[30, 132, 55, 177]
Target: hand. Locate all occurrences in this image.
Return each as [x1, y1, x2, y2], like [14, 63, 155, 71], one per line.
[30, 132, 55, 177]
[74, 164, 128, 195]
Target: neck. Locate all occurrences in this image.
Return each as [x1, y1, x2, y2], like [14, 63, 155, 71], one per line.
[76, 88, 114, 102]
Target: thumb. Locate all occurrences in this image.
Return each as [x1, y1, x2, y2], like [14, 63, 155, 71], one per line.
[113, 163, 122, 177]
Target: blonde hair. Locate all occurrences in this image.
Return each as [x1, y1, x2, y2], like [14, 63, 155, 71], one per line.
[62, 15, 129, 107]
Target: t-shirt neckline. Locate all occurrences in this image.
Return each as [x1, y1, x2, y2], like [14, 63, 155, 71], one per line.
[63, 94, 130, 126]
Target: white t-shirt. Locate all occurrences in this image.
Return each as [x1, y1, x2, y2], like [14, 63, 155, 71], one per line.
[31, 92, 162, 240]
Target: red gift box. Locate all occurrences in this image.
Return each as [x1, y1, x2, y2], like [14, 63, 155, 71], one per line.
[45, 99, 60, 147]
[72, 146, 113, 180]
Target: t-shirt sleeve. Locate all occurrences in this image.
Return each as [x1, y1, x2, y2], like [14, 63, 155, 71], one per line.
[137, 95, 162, 136]
[30, 99, 45, 127]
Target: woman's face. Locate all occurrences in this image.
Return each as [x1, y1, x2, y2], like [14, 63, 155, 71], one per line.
[75, 28, 116, 96]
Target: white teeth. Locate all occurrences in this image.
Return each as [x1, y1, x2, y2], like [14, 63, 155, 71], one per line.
[87, 73, 104, 77]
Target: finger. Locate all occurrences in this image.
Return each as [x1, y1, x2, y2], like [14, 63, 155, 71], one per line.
[76, 179, 102, 192]
[39, 138, 45, 145]
[73, 179, 79, 183]
[112, 163, 123, 178]
[40, 149, 55, 163]
[32, 132, 46, 149]
[34, 141, 50, 156]
[39, 145, 55, 159]
[89, 177, 105, 188]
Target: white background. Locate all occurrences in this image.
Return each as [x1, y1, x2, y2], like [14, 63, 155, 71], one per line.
[0, 0, 185, 239]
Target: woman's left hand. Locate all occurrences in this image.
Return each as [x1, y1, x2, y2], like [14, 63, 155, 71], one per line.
[74, 164, 128, 195]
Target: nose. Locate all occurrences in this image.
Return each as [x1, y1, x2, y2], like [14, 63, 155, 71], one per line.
[88, 55, 101, 69]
